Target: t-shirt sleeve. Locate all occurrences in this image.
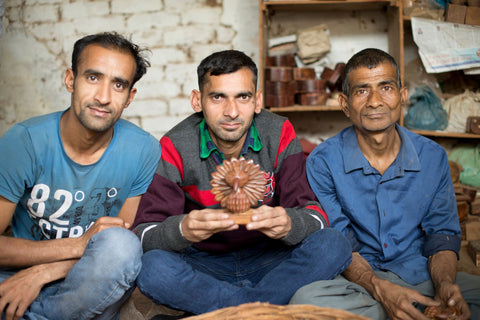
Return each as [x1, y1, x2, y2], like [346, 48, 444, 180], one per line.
[0, 124, 36, 203]
[127, 135, 161, 198]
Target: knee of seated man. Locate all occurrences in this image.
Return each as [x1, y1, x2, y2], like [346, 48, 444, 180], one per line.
[308, 228, 352, 254]
[89, 227, 142, 270]
[137, 250, 184, 293]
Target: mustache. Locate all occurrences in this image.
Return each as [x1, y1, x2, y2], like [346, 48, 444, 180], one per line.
[87, 103, 112, 113]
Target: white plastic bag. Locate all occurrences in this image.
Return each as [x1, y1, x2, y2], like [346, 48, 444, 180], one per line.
[444, 90, 480, 133]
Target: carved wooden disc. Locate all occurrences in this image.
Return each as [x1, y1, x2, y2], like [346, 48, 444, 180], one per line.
[210, 157, 267, 220]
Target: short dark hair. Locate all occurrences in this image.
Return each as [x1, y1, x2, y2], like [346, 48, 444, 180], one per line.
[197, 50, 257, 92]
[342, 48, 401, 95]
[71, 32, 150, 88]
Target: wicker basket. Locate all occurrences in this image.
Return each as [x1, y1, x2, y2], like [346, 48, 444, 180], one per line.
[184, 302, 372, 320]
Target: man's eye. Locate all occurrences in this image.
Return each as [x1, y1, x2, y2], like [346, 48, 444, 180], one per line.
[212, 95, 223, 101]
[239, 95, 250, 101]
[355, 89, 367, 95]
[88, 75, 98, 82]
[114, 83, 126, 90]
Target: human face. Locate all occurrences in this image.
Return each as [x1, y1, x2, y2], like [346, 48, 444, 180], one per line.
[191, 68, 262, 148]
[64, 44, 137, 133]
[339, 63, 407, 133]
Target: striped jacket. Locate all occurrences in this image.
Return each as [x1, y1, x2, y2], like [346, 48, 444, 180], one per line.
[133, 110, 328, 253]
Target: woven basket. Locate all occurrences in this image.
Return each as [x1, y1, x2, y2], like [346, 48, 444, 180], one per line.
[184, 302, 371, 320]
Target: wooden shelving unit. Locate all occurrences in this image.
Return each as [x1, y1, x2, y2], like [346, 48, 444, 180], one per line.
[259, 0, 480, 142]
[401, 14, 480, 141]
[259, 0, 404, 129]
[268, 105, 342, 112]
[411, 130, 480, 139]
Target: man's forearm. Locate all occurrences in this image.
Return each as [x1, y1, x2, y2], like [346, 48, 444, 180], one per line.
[343, 252, 387, 302]
[32, 259, 79, 285]
[0, 235, 83, 268]
[429, 250, 457, 291]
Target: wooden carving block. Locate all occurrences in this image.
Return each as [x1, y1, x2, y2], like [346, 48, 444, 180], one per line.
[472, 199, 480, 215]
[293, 67, 316, 80]
[266, 54, 296, 67]
[445, 3, 467, 24]
[450, 161, 462, 184]
[265, 67, 293, 82]
[295, 79, 327, 93]
[466, 116, 480, 134]
[265, 80, 296, 96]
[265, 94, 294, 108]
[457, 200, 470, 223]
[465, 6, 480, 26]
[296, 92, 328, 106]
[467, 240, 480, 266]
[210, 158, 267, 225]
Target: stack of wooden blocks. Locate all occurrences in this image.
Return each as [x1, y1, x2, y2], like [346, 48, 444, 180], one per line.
[454, 184, 480, 267]
[445, 0, 480, 26]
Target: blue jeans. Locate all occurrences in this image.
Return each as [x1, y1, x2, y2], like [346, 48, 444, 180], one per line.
[0, 228, 142, 320]
[137, 228, 352, 315]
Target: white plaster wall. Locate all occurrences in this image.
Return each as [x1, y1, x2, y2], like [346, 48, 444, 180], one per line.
[0, 0, 390, 141]
[0, 0, 259, 139]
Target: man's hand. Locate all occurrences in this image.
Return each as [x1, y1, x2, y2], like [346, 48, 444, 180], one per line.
[181, 208, 238, 243]
[429, 251, 471, 320]
[0, 265, 46, 320]
[78, 216, 129, 250]
[374, 278, 439, 320]
[246, 205, 291, 239]
[435, 281, 470, 320]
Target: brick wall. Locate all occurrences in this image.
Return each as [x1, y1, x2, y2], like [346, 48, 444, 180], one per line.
[0, 0, 259, 139]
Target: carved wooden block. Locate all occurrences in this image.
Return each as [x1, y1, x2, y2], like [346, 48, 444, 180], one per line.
[467, 239, 480, 266]
[210, 157, 267, 224]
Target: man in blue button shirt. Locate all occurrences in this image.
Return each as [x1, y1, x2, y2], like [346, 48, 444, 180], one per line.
[290, 48, 480, 319]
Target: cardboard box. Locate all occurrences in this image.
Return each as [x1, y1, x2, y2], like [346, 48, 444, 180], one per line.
[446, 3, 467, 24]
[465, 6, 480, 26]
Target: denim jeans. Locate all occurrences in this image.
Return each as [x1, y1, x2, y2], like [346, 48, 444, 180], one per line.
[136, 228, 352, 315]
[0, 227, 142, 320]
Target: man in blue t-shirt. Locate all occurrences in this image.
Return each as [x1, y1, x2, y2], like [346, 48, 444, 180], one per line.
[0, 32, 161, 320]
[290, 48, 480, 320]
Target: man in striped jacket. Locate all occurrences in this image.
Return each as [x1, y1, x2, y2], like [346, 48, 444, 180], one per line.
[132, 50, 352, 317]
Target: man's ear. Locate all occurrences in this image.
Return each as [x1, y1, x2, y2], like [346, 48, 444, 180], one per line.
[400, 86, 408, 108]
[338, 93, 350, 118]
[190, 89, 203, 113]
[254, 90, 263, 114]
[64, 69, 75, 93]
[124, 88, 137, 109]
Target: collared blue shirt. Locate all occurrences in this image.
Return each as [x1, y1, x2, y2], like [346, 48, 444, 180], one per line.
[306, 124, 461, 285]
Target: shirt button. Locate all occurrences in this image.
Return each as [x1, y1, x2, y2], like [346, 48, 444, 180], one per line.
[384, 243, 388, 248]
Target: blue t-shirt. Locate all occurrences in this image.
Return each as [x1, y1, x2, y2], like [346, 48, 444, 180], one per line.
[0, 110, 161, 240]
[306, 125, 461, 285]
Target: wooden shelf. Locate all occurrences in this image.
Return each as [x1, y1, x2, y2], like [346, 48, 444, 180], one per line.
[261, 0, 396, 11]
[411, 130, 480, 139]
[267, 105, 342, 112]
